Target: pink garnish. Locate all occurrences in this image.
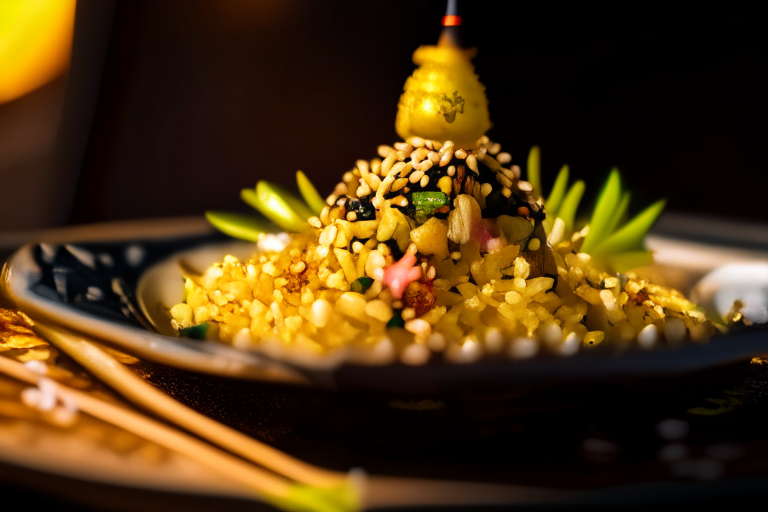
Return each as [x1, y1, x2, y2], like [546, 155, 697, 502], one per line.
[382, 252, 423, 299]
[473, 219, 504, 252]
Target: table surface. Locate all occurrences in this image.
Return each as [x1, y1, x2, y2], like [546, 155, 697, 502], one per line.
[3, 216, 768, 511]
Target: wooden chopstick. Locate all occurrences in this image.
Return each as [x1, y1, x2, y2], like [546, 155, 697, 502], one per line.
[34, 322, 349, 490]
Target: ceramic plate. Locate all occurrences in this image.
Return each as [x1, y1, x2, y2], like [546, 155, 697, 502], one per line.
[3, 214, 768, 393]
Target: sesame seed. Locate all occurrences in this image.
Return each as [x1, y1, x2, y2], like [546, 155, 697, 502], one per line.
[518, 181, 533, 192]
[391, 177, 408, 191]
[427, 266, 436, 280]
[378, 145, 395, 158]
[511, 165, 522, 179]
[455, 148, 468, 159]
[396, 150, 409, 161]
[381, 153, 397, 175]
[290, 261, 306, 273]
[497, 152, 512, 164]
[356, 183, 371, 197]
[501, 187, 512, 198]
[479, 135, 490, 145]
[336, 197, 347, 206]
[432, 140, 443, 151]
[357, 159, 370, 177]
[428, 151, 440, 165]
[420, 175, 429, 188]
[390, 161, 407, 177]
[365, 173, 381, 191]
[451, 251, 462, 260]
[417, 160, 433, 172]
[326, 194, 338, 206]
[501, 168, 516, 180]
[371, 196, 383, 208]
[439, 140, 454, 155]
[466, 154, 479, 174]
[378, 175, 395, 195]
[334, 182, 348, 196]
[447, 165, 456, 177]
[409, 170, 425, 183]
[346, 211, 358, 221]
[409, 136, 425, 148]
[308, 216, 322, 228]
[320, 206, 330, 225]
[439, 147, 454, 166]
[402, 307, 416, 320]
[489, 143, 501, 155]
[371, 158, 382, 175]
[351, 241, 364, 253]
[394, 142, 413, 153]
[481, 183, 493, 197]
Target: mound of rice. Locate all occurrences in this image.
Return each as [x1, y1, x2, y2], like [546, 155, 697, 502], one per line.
[170, 137, 713, 364]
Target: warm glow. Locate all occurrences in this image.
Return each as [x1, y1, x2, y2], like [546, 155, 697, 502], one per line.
[0, 0, 76, 104]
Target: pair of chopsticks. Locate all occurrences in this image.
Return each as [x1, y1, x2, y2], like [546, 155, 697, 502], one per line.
[0, 322, 362, 512]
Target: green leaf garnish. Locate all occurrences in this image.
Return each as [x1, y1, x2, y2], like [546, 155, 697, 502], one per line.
[296, 170, 327, 216]
[180, 322, 209, 339]
[603, 190, 631, 238]
[601, 250, 654, 273]
[526, 145, 541, 198]
[265, 480, 360, 512]
[580, 168, 622, 253]
[592, 199, 666, 256]
[556, 179, 585, 235]
[242, 182, 309, 232]
[205, 211, 274, 242]
[544, 164, 569, 219]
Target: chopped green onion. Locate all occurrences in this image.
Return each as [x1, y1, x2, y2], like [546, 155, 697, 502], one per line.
[581, 168, 622, 253]
[205, 211, 274, 242]
[296, 170, 327, 215]
[350, 276, 374, 294]
[412, 191, 448, 225]
[180, 322, 209, 339]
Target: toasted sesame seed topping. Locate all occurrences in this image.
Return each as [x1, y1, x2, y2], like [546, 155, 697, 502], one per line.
[420, 174, 430, 188]
[518, 180, 533, 192]
[466, 154, 479, 174]
[378, 145, 395, 158]
[409, 170, 425, 183]
[417, 160, 433, 172]
[447, 165, 456, 177]
[346, 211, 358, 221]
[455, 148, 468, 159]
[381, 153, 397, 174]
[481, 183, 493, 197]
[501, 186, 512, 198]
[308, 216, 322, 228]
[394, 142, 413, 153]
[357, 159, 369, 177]
[497, 152, 512, 164]
[391, 177, 408, 192]
[396, 150, 409, 161]
[409, 136, 425, 148]
[326, 194, 338, 206]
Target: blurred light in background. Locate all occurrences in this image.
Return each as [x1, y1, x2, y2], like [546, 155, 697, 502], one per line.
[0, 0, 76, 104]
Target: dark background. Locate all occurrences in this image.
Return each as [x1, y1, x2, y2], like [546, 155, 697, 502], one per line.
[60, 1, 768, 226]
